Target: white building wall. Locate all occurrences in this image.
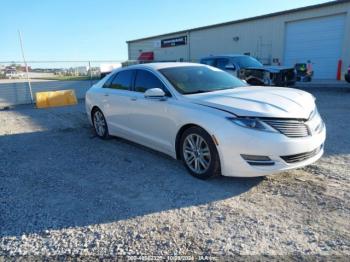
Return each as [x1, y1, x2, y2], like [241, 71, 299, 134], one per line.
[128, 1, 350, 77]
[129, 33, 189, 62]
[189, 17, 281, 64]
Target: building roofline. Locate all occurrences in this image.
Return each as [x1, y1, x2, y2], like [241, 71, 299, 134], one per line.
[127, 0, 350, 43]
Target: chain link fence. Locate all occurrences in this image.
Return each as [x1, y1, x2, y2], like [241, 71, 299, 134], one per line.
[0, 59, 204, 108]
[0, 60, 140, 108]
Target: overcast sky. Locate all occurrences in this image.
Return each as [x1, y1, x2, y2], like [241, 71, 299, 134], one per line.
[0, 0, 331, 62]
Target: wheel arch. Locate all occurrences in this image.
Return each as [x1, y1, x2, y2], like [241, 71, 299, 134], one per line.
[175, 123, 215, 160]
[90, 106, 101, 122]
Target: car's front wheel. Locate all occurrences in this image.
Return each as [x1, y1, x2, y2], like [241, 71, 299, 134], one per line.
[180, 126, 220, 179]
[92, 108, 109, 139]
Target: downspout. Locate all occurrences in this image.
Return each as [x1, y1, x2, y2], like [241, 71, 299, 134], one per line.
[127, 42, 131, 61]
[187, 31, 191, 62]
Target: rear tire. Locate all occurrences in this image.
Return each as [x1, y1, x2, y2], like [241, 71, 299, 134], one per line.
[92, 108, 109, 139]
[180, 126, 221, 179]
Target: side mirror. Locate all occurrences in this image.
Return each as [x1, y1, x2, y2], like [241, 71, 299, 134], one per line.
[144, 88, 166, 99]
[225, 64, 236, 71]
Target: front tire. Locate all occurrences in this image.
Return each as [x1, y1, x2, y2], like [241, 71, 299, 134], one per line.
[180, 127, 220, 179]
[92, 108, 109, 139]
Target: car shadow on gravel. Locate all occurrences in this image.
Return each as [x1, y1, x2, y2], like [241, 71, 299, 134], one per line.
[0, 128, 262, 237]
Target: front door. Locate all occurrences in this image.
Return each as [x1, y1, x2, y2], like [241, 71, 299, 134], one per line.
[127, 69, 176, 155]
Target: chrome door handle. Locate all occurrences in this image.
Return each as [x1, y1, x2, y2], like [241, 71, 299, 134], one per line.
[104, 93, 109, 97]
[131, 97, 137, 101]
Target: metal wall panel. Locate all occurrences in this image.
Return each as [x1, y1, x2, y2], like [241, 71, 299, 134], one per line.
[128, 2, 350, 78]
[284, 14, 346, 79]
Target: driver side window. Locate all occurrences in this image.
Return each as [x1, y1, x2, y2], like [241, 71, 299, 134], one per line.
[134, 70, 171, 96]
[216, 58, 230, 70]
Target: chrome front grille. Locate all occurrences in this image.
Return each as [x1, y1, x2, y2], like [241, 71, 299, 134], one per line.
[280, 145, 322, 164]
[262, 119, 310, 138]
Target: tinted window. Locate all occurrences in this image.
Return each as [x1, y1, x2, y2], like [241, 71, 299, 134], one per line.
[134, 70, 166, 93]
[160, 66, 246, 95]
[216, 58, 229, 70]
[232, 56, 263, 68]
[102, 73, 116, 88]
[201, 58, 215, 66]
[110, 70, 133, 90]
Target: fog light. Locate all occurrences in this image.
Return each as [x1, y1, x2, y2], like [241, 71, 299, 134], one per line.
[241, 154, 275, 166]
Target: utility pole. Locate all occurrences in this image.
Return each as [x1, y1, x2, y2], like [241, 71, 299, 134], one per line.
[88, 61, 93, 87]
[18, 30, 34, 104]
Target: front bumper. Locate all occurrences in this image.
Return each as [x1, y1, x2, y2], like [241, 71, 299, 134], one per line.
[216, 124, 326, 177]
[273, 79, 296, 87]
[271, 70, 296, 87]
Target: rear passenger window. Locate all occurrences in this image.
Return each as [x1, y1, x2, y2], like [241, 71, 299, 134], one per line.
[110, 70, 133, 90]
[134, 70, 167, 94]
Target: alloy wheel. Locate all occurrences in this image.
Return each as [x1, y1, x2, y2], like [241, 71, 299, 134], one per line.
[93, 110, 106, 137]
[183, 134, 211, 174]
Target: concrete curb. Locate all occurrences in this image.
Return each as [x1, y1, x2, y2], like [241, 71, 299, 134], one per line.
[294, 81, 350, 90]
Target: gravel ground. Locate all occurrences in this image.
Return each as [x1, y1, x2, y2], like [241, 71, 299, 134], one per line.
[0, 87, 349, 259]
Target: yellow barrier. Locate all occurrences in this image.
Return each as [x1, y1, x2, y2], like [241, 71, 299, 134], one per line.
[36, 90, 78, 108]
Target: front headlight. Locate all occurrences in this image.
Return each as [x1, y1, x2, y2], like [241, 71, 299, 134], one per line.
[308, 107, 324, 134]
[309, 107, 320, 120]
[227, 117, 278, 133]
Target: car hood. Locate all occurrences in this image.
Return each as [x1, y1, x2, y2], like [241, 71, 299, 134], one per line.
[245, 66, 294, 73]
[187, 86, 315, 119]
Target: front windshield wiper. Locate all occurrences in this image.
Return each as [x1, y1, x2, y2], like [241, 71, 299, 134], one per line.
[185, 90, 210, 94]
[214, 87, 238, 91]
[185, 87, 236, 95]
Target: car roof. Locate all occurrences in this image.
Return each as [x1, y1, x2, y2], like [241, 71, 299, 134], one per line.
[124, 62, 206, 71]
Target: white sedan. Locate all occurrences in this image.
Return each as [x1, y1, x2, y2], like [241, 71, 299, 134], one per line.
[85, 63, 326, 179]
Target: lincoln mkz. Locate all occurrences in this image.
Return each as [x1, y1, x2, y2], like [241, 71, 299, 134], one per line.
[86, 63, 326, 179]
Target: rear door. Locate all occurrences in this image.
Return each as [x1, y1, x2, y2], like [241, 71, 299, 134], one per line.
[102, 69, 135, 136]
[126, 69, 176, 155]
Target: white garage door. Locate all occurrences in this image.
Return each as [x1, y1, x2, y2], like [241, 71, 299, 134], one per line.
[284, 14, 345, 79]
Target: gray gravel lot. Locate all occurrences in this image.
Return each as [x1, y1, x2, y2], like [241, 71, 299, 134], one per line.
[0, 86, 349, 258]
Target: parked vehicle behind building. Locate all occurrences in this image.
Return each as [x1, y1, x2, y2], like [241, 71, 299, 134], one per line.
[200, 55, 296, 87]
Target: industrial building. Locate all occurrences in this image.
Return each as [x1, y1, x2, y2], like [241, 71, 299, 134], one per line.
[127, 0, 350, 80]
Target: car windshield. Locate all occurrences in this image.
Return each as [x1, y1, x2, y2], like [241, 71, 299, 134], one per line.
[233, 56, 263, 68]
[159, 66, 246, 95]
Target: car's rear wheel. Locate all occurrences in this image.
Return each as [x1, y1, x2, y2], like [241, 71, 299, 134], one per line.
[180, 126, 220, 179]
[92, 108, 109, 139]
